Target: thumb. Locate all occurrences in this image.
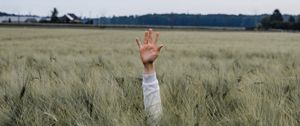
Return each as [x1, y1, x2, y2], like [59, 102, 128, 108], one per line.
[157, 44, 164, 52]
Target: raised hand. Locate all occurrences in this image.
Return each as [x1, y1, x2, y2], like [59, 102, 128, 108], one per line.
[136, 29, 164, 74]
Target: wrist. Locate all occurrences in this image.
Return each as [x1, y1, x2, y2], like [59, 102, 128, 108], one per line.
[144, 63, 155, 74]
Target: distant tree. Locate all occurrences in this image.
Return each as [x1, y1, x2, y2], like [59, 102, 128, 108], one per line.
[296, 16, 300, 30]
[50, 8, 60, 23]
[261, 16, 271, 29]
[267, 9, 285, 29]
[270, 9, 283, 22]
[85, 19, 94, 24]
[296, 23, 300, 30]
[288, 16, 296, 23]
[259, 9, 299, 30]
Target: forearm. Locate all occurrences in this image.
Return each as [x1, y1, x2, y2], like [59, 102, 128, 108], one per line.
[142, 66, 162, 124]
[143, 63, 155, 74]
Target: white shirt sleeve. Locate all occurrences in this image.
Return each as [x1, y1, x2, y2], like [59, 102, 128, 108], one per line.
[143, 72, 162, 125]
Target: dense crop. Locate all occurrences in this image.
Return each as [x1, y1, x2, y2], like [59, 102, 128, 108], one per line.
[0, 28, 300, 125]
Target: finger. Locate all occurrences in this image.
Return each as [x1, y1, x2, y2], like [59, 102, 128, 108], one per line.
[144, 31, 149, 44]
[135, 37, 142, 48]
[148, 29, 153, 44]
[157, 44, 164, 52]
[154, 32, 159, 46]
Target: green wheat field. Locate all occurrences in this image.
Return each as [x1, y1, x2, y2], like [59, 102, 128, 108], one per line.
[0, 27, 300, 126]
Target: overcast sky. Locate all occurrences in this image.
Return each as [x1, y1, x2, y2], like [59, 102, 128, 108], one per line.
[1, 0, 299, 17]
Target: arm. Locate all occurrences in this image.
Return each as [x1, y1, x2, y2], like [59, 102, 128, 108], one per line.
[135, 29, 164, 125]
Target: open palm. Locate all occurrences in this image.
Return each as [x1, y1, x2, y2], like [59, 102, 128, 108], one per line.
[136, 29, 164, 65]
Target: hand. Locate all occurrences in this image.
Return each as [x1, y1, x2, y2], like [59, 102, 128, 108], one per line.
[136, 29, 164, 74]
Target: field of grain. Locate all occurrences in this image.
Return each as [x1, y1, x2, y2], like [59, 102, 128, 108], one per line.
[0, 27, 299, 126]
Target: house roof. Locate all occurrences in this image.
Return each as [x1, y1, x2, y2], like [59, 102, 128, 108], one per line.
[66, 13, 80, 20]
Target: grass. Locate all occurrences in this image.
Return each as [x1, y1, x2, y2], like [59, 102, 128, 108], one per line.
[0, 27, 300, 126]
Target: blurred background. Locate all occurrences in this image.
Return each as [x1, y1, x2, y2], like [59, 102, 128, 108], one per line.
[0, 0, 300, 30]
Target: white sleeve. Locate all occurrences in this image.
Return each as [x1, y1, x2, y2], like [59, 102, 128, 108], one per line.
[143, 72, 162, 125]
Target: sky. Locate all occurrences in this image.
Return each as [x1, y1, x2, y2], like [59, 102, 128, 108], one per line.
[1, 0, 299, 18]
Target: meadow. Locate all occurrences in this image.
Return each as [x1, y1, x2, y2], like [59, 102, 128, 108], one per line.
[0, 27, 300, 126]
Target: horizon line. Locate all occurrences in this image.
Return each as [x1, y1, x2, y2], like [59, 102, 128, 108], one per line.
[1, 10, 299, 18]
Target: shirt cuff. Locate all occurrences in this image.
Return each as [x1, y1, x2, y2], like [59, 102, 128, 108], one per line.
[143, 72, 157, 84]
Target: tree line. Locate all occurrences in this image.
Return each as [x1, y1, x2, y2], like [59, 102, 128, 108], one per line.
[92, 14, 261, 28]
[91, 10, 300, 30]
[260, 9, 300, 30]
